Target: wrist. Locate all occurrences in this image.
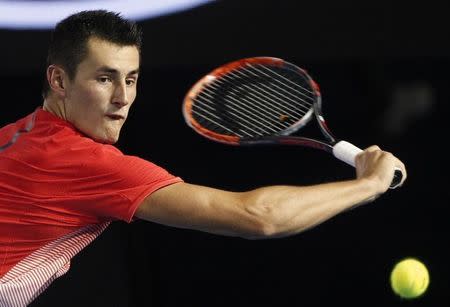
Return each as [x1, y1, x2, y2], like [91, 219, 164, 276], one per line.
[357, 177, 383, 199]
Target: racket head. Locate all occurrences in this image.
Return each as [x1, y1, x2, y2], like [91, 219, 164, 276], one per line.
[182, 57, 322, 145]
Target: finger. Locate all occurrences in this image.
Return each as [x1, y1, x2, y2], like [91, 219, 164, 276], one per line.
[364, 145, 381, 152]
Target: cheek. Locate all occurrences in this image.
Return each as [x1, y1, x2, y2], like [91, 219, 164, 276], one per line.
[74, 84, 109, 110]
[86, 84, 109, 101]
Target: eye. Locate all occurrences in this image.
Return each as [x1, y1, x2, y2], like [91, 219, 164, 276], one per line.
[126, 78, 136, 86]
[98, 76, 112, 83]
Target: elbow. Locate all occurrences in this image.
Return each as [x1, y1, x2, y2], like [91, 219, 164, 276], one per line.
[241, 220, 277, 240]
[240, 202, 280, 240]
[256, 221, 279, 239]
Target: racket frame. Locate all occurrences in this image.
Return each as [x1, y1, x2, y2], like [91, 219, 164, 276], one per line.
[183, 57, 338, 153]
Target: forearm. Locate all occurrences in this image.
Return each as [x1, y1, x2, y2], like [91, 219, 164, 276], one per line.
[139, 178, 384, 240]
[241, 178, 379, 239]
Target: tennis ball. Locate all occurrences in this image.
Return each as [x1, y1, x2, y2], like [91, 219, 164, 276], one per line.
[390, 258, 429, 299]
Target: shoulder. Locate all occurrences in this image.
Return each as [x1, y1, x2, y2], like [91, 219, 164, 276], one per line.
[88, 145, 174, 182]
[0, 111, 35, 145]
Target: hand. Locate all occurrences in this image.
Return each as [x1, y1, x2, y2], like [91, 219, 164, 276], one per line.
[355, 145, 407, 193]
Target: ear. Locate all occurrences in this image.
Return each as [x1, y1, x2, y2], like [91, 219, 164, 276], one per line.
[46, 65, 68, 97]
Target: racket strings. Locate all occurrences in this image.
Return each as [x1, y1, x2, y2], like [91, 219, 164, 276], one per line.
[231, 64, 316, 119]
[240, 65, 313, 113]
[194, 80, 293, 138]
[191, 64, 317, 138]
[251, 64, 315, 103]
[200, 85, 284, 134]
[193, 73, 297, 137]
[194, 89, 276, 137]
[190, 97, 245, 136]
[218, 65, 311, 131]
[223, 70, 307, 117]
[207, 74, 300, 130]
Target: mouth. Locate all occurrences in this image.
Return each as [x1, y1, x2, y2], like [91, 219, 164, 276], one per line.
[106, 114, 125, 120]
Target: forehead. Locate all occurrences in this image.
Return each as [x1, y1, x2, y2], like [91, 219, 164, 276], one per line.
[80, 37, 140, 72]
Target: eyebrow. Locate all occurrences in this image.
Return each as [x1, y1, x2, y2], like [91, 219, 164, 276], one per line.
[96, 66, 140, 76]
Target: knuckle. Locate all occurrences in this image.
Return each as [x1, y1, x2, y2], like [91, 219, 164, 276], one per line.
[365, 145, 380, 152]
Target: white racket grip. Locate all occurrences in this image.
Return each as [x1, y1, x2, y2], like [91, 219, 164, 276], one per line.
[332, 140, 362, 167]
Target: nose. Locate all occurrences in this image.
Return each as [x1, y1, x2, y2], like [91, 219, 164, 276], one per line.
[112, 81, 129, 107]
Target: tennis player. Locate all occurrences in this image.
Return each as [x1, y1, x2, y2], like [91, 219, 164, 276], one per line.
[0, 10, 406, 306]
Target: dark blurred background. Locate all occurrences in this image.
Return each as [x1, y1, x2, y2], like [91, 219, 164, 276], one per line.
[1, 0, 448, 306]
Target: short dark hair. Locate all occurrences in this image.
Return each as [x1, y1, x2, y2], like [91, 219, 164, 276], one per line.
[42, 10, 142, 98]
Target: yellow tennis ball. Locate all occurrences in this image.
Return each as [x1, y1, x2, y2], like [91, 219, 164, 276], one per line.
[390, 258, 429, 299]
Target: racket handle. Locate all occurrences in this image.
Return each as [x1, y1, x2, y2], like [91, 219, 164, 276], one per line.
[332, 141, 403, 189]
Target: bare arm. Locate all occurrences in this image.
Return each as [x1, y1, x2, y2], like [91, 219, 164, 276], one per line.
[135, 146, 406, 239]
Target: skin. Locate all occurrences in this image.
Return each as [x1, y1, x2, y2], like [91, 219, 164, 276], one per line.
[44, 36, 407, 240]
[44, 36, 140, 144]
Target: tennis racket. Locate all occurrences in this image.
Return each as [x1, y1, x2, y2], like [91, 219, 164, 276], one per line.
[182, 57, 403, 189]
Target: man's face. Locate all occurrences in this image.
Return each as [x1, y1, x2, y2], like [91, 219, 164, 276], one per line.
[64, 37, 140, 144]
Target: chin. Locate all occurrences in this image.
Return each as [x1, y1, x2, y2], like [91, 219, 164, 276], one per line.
[104, 136, 119, 144]
[93, 133, 119, 145]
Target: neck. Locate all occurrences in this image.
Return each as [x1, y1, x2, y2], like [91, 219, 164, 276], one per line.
[43, 95, 67, 121]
